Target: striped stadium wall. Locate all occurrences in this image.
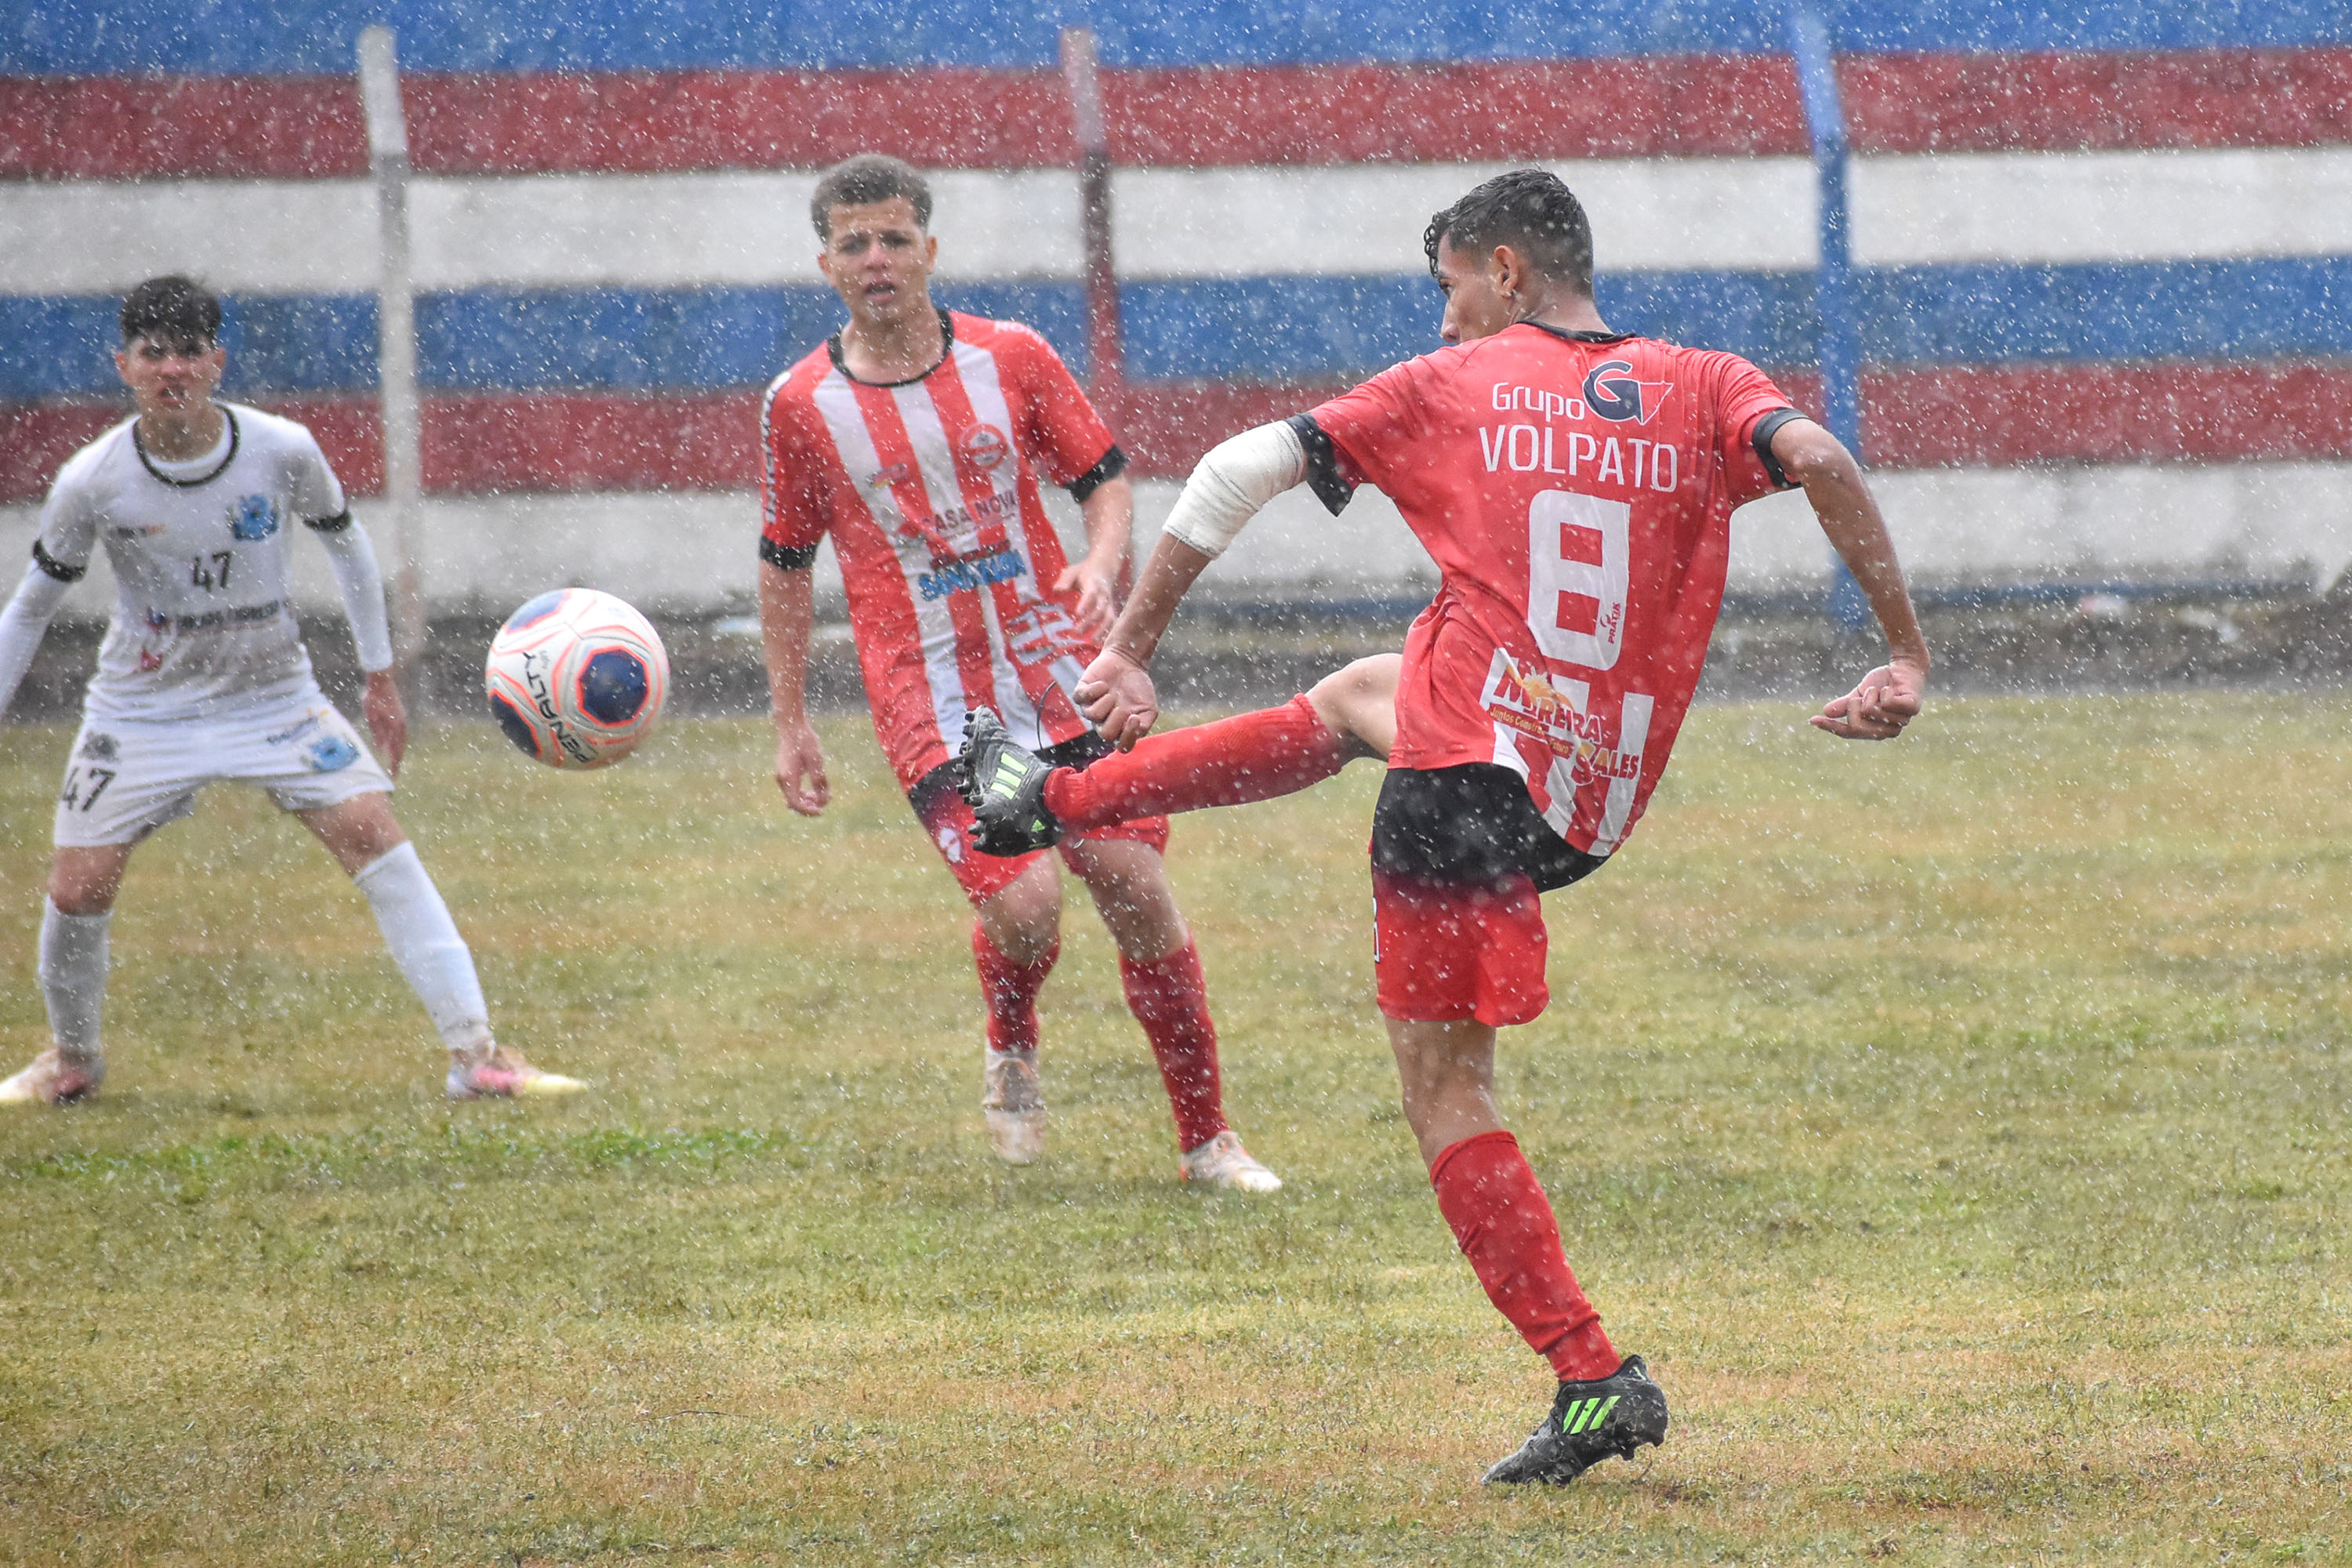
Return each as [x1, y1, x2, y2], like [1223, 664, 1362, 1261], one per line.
[6, 5, 2352, 612]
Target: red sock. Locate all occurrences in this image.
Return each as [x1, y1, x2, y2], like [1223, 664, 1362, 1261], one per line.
[973, 926, 1058, 1055]
[1119, 939, 1229, 1152]
[1044, 693, 1350, 831]
[1429, 1131, 1620, 1381]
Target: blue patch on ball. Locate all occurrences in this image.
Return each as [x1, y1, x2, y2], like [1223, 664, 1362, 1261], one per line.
[488, 693, 540, 757]
[503, 590, 568, 632]
[578, 648, 648, 724]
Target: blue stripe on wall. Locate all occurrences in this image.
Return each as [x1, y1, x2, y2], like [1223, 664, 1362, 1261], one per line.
[0, 283, 1087, 398]
[1128, 258, 2352, 379]
[6, 1, 2349, 74]
[5, 261, 2343, 397]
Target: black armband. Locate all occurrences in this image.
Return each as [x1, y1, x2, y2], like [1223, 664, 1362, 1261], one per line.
[31, 539, 85, 583]
[1750, 408, 1808, 490]
[1065, 443, 1128, 503]
[760, 537, 818, 571]
[303, 510, 354, 533]
[1287, 414, 1357, 515]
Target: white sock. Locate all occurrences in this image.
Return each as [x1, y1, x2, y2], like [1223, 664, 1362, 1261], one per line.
[353, 843, 493, 1056]
[38, 898, 109, 1063]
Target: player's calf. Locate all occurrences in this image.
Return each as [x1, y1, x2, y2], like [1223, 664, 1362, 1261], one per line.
[1481, 1354, 1670, 1486]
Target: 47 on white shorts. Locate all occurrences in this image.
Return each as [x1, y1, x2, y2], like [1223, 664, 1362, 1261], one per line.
[54, 688, 394, 848]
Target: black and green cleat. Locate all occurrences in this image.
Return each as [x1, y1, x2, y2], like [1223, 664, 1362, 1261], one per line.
[1480, 1354, 1670, 1486]
[956, 709, 1064, 857]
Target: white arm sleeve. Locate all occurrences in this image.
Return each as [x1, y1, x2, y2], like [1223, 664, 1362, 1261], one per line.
[0, 561, 71, 722]
[314, 519, 395, 673]
[1160, 419, 1308, 559]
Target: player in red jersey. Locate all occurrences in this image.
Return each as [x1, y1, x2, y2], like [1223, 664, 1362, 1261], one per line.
[757, 155, 1279, 1191]
[961, 171, 1929, 1482]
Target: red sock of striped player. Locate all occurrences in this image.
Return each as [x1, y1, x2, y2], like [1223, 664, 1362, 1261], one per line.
[973, 927, 1058, 1054]
[1119, 939, 1229, 1152]
[1429, 1130, 1621, 1381]
[1043, 693, 1350, 831]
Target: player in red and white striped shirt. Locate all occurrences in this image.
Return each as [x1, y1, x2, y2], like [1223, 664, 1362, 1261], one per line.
[757, 155, 1278, 1190]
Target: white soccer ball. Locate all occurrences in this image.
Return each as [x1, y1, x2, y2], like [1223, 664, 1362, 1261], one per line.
[484, 588, 670, 768]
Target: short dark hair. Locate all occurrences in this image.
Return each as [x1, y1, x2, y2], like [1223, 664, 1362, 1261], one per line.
[120, 274, 222, 347]
[1423, 169, 1594, 295]
[810, 154, 933, 241]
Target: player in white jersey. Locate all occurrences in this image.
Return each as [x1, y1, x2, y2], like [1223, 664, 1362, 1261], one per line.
[0, 276, 583, 1105]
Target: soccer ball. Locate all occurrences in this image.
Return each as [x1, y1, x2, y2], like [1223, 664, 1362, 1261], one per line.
[484, 588, 670, 768]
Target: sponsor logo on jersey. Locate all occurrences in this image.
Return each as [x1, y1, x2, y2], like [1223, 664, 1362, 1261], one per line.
[958, 423, 1011, 475]
[78, 731, 119, 761]
[1000, 601, 1080, 668]
[918, 547, 1028, 601]
[304, 733, 360, 772]
[865, 461, 914, 492]
[230, 494, 280, 540]
[266, 713, 323, 746]
[1480, 650, 1643, 782]
[1581, 361, 1674, 426]
[936, 823, 966, 863]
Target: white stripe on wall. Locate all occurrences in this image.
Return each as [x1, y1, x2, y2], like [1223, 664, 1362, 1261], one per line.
[5, 463, 2348, 617]
[6, 149, 2349, 294]
[0, 170, 1081, 293]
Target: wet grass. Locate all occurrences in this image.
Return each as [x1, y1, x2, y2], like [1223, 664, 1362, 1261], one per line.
[2, 692, 2350, 1565]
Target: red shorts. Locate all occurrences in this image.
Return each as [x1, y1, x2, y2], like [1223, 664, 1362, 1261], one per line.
[913, 775, 1169, 906]
[1372, 869, 1549, 1025]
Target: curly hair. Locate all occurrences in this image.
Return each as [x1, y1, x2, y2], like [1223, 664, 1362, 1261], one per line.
[119, 275, 221, 347]
[811, 154, 934, 241]
[1422, 169, 1594, 293]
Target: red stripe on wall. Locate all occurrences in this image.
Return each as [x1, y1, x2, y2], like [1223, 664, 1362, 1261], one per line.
[5, 49, 2347, 180]
[402, 70, 1073, 175]
[8, 367, 2349, 503]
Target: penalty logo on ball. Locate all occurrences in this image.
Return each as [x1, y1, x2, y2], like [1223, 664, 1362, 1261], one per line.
[485, 588, 670, 769]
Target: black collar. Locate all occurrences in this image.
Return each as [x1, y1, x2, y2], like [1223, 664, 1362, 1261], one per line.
[1523, 321, 1634, 346]
[828, 308, 956, 388]
[134, 405, 240, 488]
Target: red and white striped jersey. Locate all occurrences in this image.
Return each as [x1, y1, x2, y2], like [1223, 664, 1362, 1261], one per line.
[760, 310, 1124, 793]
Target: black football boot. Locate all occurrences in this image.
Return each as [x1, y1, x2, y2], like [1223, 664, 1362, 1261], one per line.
[1480, 1354, 1671, 1486]
[956, 709, 1064, 856]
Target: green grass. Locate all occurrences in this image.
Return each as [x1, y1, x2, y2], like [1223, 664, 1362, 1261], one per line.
[2, 694, 2350, 1565]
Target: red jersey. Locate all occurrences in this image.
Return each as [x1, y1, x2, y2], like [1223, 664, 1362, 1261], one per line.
[761, 310, 1123, 791]
[1305, 325, 1798, 857]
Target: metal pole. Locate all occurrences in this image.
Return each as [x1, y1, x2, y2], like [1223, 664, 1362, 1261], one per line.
[1060, 27, 1121, 398]
[1788, 5, 1870, 633]
[358, 27, 426, 675]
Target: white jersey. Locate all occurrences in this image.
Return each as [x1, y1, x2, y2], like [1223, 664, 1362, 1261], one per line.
[34, 403, 351, 723]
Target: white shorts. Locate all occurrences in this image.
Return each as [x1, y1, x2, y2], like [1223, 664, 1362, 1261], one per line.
[54, 687, 394, 849]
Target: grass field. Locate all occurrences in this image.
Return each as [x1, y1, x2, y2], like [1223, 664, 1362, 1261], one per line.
[2, 694, 2349, 1565]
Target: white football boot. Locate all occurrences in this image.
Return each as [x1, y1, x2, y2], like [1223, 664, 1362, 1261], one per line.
[0, 1045, 103, 1105]
[982, 1047, 1047, 1164]
[1179, 1129, 1283, 1193]
[446, 1043, 587, 1100]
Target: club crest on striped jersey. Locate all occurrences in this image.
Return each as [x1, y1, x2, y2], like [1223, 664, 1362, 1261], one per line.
[1581, 360, 1673, 426]
[957, 423, 1011, 474]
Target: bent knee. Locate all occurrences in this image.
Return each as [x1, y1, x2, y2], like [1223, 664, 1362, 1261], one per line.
[1306, 653, 1402, 760]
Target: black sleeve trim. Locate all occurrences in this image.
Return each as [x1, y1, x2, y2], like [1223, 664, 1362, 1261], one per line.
[31, 539, 85, 583]
[1287, 414, 1357, 516]
[1750, 408, 1808, 490]
[1065, 443, 1128, 503]
[760, 537, 818, 572]
[303, 509, 354, 533]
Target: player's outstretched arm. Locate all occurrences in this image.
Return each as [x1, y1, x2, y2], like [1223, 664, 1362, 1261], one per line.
[758, 559, 831, 815]
[0, 561, 72, 723]
[1076, 422, 1308, 748]
[1772, 418, 1932, 739]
